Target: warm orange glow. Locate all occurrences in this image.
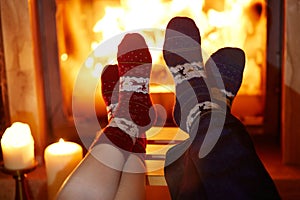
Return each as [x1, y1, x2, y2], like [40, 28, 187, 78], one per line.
[55, 0, 267, 117]
[60, 53, 68, 62]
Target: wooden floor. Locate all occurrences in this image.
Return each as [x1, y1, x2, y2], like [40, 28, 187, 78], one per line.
[252, 134, 300, 200]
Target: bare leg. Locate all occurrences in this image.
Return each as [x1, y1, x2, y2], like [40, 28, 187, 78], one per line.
[114, 154, 147, 200]
[57, 144, 125, 200]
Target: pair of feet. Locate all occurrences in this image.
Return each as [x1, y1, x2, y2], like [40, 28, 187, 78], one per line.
[163, 16, 245, 134]
[94, 33, 154, 155]
[94, 16, 246, 155]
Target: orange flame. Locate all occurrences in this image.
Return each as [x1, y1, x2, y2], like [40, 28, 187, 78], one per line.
[56, 0, 266, 117]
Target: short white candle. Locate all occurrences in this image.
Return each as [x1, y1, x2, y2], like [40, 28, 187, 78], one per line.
[44, 138, 83, 200]
[1, 122, 35, 170]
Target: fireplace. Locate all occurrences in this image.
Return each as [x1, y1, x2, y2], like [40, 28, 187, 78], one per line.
[0, 0, 283, 155]
[3, 2, 300, 199]
[55, 0, 269, 126]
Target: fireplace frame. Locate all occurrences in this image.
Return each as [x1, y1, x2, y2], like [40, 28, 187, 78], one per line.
[0, 16, 10, 134]
[31, 0, 284, 144]
[264, 0, 284, 136]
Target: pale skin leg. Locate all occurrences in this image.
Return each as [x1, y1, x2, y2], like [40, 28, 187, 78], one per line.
[56, 144, 125, 200]
[114, 154, 147, 200]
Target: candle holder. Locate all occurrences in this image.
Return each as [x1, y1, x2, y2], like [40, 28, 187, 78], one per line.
[0, 161, 38, 200]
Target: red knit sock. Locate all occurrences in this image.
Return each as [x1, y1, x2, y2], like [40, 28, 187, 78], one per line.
[101, 64, 119, 121]
[132, 132, 147, 154]
[94, 64, 133, 151]
[100, 63, 148, 153]
[93, 33, 154, 153]
[114, 33, 154, 131]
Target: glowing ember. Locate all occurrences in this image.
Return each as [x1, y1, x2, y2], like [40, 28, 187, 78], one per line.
[55, 0, 266, 116]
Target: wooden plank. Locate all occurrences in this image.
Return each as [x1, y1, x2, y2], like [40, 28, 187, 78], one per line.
[145, 127, 188, 179]
[146, 126, 189, 143]
[282, 0, 300, 165]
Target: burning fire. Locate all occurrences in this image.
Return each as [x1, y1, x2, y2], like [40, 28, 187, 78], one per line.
[56, 0, 266, 116]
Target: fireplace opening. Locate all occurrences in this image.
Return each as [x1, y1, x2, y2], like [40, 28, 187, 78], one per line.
[18, 0, 281, 146]
[55, 0, 267, 126]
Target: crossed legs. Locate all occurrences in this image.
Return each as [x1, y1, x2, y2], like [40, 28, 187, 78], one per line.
[56, 143, 146, 200]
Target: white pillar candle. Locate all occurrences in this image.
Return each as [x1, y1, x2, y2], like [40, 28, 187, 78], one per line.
[1, 122, 35, 170]
[44, 139, 83, 200]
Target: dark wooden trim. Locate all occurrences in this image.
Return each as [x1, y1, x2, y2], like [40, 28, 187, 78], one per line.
[0, 7, 10, 134]
[35, 0, 78, 143]
[0, 4, 11, 161]
[264, 0, 284, 137]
